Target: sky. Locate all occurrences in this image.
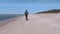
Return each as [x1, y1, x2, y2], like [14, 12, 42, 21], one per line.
[0, 0, 60, 14]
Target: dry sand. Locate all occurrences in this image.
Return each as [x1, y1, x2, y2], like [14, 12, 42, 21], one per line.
[0, 13, 60, 34]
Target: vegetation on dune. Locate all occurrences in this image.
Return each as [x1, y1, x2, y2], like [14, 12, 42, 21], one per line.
[36, 9, 60, 14]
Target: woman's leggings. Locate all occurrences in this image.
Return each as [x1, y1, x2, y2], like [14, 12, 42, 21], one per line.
[25, 14, 28, 21]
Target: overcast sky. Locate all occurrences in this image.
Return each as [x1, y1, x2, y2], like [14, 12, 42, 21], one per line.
[0, 0, 60, 14]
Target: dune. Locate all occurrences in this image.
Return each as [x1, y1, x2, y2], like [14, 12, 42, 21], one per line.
[0, 13, 60, 34]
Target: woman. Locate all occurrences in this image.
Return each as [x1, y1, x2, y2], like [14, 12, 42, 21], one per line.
[25, 9, 29, 21]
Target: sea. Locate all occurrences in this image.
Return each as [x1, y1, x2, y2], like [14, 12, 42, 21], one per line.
[0, 14, 24, 25]
[0, 14, 23, 21]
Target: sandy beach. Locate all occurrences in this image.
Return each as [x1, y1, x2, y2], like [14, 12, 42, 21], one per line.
[0, 13, 60, 34]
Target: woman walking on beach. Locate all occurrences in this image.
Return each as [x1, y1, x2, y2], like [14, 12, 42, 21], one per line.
[25, 9, 29, 21]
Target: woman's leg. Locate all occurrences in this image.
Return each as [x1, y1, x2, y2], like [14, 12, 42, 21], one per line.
[26, 14, 28, 21]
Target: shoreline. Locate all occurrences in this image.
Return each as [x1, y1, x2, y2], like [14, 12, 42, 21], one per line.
[0, 16, 19, 27]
